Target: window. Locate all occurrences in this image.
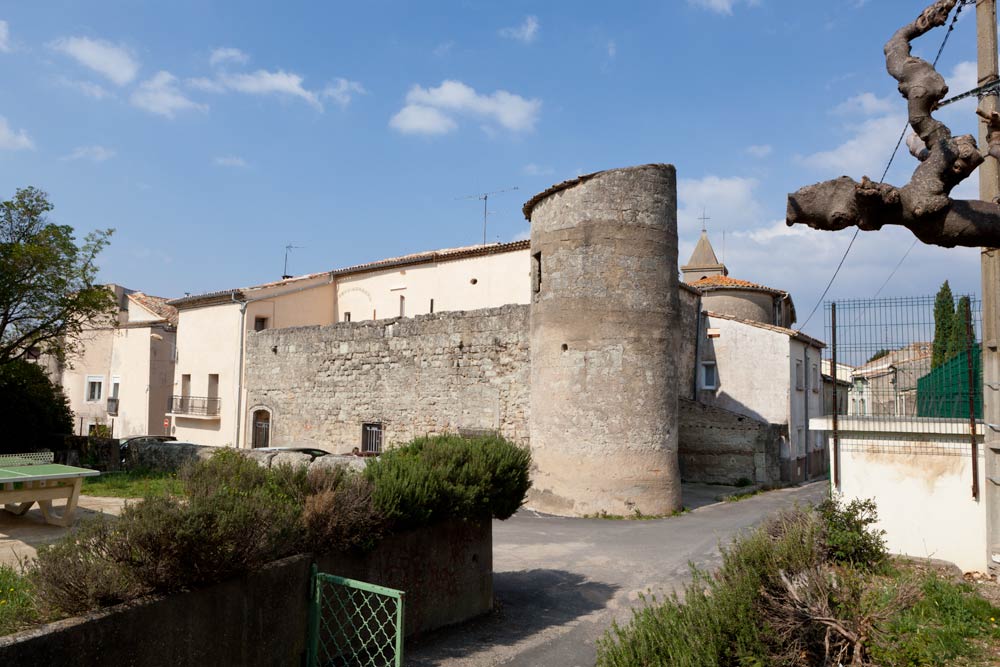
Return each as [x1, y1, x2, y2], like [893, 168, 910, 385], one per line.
[429, 299, 434, 314]
[362, 422, 383, 454]
[208, 374, 219, 399]
[700, 361, 717, 390]
[251, 409, 271, 448]
[531, 252, 542, 294]
[795, 360, 804, 390]
[344, 312, 351, 322]
[86, 375, 103, 402]
[859, 399, 866, 416]
[111, 376, 120, 399]
[399, 295, 405, 317]
[254, 317, 269, 332]
[812, 364, 819, 392]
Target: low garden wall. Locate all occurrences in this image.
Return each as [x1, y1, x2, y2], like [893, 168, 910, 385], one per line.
[0, 518, 491, 665]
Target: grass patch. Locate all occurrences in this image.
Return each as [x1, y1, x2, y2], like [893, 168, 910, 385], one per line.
[0, 565, 39, 636]
[723, 489, 761, 503]
[584, 508, 689, 520]
[82, 470, 184, 498]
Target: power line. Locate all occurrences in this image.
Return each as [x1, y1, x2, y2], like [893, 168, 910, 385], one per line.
[796, 0, 967, 332]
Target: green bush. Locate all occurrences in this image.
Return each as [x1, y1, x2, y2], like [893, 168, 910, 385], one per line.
[364, 434, 531, 530]
[0, 360, 72, 453]
[817, 496, 887, 569]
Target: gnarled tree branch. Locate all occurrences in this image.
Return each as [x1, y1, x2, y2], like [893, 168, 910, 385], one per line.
[786, 0, 1000, 248]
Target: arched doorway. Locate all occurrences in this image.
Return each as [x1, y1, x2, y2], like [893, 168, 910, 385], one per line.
[251, 409, 271, 448]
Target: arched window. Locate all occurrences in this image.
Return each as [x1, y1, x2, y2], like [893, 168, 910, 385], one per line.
[251, 409, 271, 448]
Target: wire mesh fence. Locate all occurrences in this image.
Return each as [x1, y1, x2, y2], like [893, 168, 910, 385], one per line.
[307, 567, 405, 667]
[824, 295, 981, 430]
[824, 294, 982, 498]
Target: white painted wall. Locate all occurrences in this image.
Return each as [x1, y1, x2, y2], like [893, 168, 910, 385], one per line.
[811, 416, 987, 572]
[334, 249, 530, 322]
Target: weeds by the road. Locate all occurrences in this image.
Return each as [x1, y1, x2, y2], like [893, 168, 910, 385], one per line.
[597, 497, 1000, 667]
[0, 565, 38, 636]
[583, 507, 689, 520]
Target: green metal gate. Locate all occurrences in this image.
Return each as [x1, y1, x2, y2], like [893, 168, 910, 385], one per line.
[306, 565, 405, 667]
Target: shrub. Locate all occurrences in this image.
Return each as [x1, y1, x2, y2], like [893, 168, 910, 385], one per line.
[30, 517, 144, 615]
[304, 468, 387, 553]
[817, 496, 887, 569]
[364, 434, 531, 530]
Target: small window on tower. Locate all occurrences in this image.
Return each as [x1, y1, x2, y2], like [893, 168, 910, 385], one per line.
[254, 317, 269, 332]
[700, 362, 717, 390]
[344, 312, 351, 322]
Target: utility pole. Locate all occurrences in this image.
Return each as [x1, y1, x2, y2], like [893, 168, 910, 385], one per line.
[977, 0, 1000, 572]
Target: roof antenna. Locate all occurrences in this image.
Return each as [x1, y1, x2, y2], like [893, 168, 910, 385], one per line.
[456, 187, 519, 245]
[283, 244, 303, 279]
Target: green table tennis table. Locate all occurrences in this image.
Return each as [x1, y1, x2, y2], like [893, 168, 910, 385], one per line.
[0, 453, 99, 527]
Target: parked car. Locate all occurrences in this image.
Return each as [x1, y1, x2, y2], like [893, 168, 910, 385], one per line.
[253, 446, 331, 461]
[119, 435, 177, 465]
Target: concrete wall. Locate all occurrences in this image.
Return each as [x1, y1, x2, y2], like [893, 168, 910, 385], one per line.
[678, 398, 782, 485]
[335, 249, 530, 323]
[62, 327, 116, 435]
[527, 164, 682, 516]
[813, 416, 987, 572]
[244, 306, 530, 451]
[0, 519, 492, 665]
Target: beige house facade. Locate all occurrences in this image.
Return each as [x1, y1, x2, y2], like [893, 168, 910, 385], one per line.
[58, 286, 177, 438]
[166, 241, 531, 448]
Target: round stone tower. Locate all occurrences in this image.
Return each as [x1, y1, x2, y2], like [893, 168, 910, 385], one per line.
[523, 164, 683, 517]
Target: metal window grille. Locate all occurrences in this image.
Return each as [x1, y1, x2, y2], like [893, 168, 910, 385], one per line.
[307, 566, 404, 667]
[362, 423, 383, 454]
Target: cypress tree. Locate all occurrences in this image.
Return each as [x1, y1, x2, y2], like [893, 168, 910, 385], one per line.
[932, 281, 955, 369]
[946, 296, 972, 363]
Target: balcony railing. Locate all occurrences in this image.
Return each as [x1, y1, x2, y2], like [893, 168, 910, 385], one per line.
[106, 397, 120, 416]
[168, 395, 221, 417]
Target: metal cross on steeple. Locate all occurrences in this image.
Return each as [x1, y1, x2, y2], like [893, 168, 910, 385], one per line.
[698, 209, 710, 233]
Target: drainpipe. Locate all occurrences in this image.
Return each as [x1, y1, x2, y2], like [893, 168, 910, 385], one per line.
[232, 274, 337, 448]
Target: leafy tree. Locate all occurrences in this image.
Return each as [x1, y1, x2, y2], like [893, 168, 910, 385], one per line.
[931, 281, 955, 369]
[0, 360, 73, 451]
[0, 187, 115, 366]
[946, 296, 973, 362]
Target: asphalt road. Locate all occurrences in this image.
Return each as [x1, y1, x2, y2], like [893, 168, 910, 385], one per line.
[407, 481, 829, 667]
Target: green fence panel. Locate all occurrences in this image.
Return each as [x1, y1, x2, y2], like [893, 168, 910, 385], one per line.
[307, 564, 405, 667]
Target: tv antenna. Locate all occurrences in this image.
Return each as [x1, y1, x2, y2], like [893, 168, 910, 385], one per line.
[282, 244, 303, 279]
[456, 187, 519, 245]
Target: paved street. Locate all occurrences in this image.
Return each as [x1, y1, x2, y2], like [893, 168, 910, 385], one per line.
[407, 481, 828, 667]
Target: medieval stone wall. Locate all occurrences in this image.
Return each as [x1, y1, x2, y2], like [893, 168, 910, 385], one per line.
[244, 305, 530, 451]
[678, 398, 783, 485]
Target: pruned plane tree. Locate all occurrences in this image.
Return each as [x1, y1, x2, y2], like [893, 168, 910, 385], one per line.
[786, 0, 1000, 248]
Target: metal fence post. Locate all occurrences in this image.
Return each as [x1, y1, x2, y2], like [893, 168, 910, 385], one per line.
[395, 592, 405, 667]
[307, 563, 320, 667]
[831, 302, 840, 490]
[967, 311, 981, 500]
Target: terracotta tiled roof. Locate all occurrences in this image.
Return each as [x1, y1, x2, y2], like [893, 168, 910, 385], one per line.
[690, 275, 786, 295]
[128, 293, 178, 326]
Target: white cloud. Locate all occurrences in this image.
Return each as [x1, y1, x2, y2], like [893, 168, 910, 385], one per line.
[56, 77, 112, 99]
[746, 144, 772, 158]
[389, 105, 456, 135]
[201, 69, 324, 110]
[687, 0, 760, 16]
[50, 36, 139, 86]
[60, 145, 115, 162]
[833, 92, 894, 116]
[130, 71, 207, 118]
[499, 16, 539, 43]
[214, 155, 248, 168]
[0, 116, 33, 150]
[322, 78, 367, 108]
[607, 41, 617, 59]
[209, 47, 249, 67]
[677, 175, 762, 236]
[0, 20, 10, 53]
[800, 111, 906, 176]
[391, 80, 541, 135]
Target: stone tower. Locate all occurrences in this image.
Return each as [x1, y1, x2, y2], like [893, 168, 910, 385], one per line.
[522, 164, 683, 516]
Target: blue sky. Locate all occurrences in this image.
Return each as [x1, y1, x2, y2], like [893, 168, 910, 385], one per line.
[0, 0, 991, 338]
